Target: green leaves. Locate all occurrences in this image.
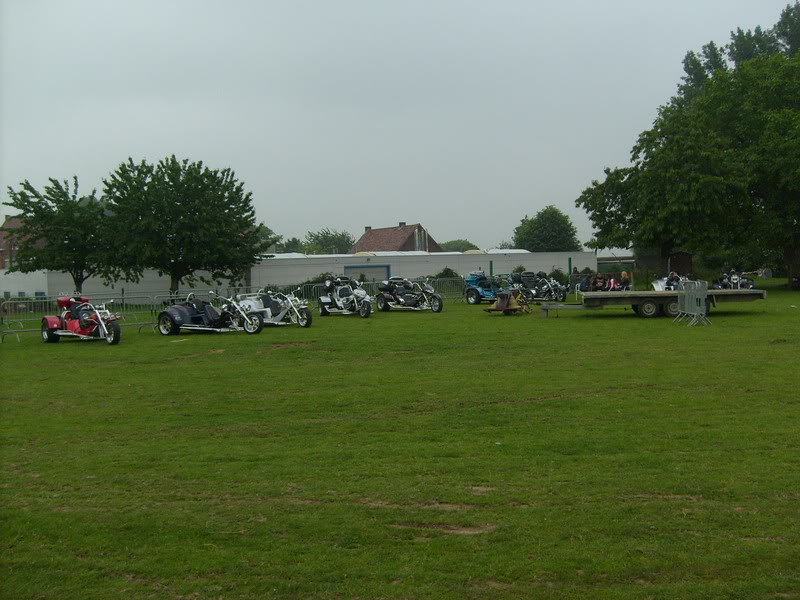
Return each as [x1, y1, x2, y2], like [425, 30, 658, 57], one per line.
[3, 177, 108, 292]
[440, 239, 479, 252]
[103, 156, 269, 292]
[512, 205, 582, 252]
[302, 228, 356, 255]
[577, 7, 800, 279]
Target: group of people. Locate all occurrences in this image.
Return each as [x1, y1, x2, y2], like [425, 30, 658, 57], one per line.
[588, 271, 630, 292]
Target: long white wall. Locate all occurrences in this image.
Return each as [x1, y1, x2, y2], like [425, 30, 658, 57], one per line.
[36, 251, 597, 296]
[251, 251, 597, 286]
[0, 269, 48, 298]
[45, 270, 241, 298]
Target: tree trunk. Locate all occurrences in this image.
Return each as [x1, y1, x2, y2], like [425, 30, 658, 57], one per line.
[71, 272, 86, 294]
[170, 273, 182, 295]
[786, 241, 800, 289]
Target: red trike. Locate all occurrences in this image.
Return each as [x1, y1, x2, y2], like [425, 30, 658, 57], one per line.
[41, 296, 122, 345]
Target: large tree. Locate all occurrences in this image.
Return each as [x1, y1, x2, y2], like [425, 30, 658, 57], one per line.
[512, 205, 582, 252]
[4, 177, 108, 293]
[303, 228, 355, 255]
[577, 3, 800, 280]
[276, 236, 304, 253]
[103, 156, 276, 293]
[440, 239, 479, 252]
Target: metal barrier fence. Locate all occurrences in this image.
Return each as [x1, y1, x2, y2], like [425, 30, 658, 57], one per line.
[218, 277, 467, 301]
[673, 280, 711, 327]
[1, 294, 157, 341]
[0, 278, 472, 341]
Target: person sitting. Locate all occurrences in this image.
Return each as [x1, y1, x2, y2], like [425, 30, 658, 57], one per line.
[618, 271, 631, 290]
[590, 273, 606, 291]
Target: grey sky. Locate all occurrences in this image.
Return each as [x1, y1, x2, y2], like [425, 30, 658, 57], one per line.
[0, 0, 791, 249]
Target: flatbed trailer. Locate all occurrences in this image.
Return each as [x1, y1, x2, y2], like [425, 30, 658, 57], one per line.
[578, 289, 767, 318]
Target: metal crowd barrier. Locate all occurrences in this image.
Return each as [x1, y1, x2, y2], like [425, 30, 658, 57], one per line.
[673, 280, 711, 326]
[1, 294, 156, 342]
[1, 277, 474, 342]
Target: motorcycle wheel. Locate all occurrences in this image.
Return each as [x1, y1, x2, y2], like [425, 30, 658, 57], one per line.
[359, 302, 371, 318]
[243, 313, 264, 334]
[430, 296, 443, 313]
[104, 321, 121, 345]
[41, 322, 60, 343]
[158, 313, 179, 335]
[466, 289, 481, 305]
[376, 295, 390, 312]
[319, 303, 330, 316]
[297, 308, 312, 328]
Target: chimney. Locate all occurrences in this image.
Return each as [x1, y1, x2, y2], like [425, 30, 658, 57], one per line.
[364, 226, 371, 232]
[399, 221, 406, 227]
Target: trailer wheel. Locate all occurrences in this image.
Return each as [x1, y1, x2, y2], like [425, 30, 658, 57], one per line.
[637, 299, 661, 318]
[662, 299, 680, 318]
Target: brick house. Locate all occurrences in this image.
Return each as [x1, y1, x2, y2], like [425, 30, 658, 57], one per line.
[349, 222, 443, 253]
[0, 216, 23, 270]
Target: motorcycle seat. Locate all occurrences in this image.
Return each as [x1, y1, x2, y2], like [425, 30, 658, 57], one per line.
[204, 304, 221, 322]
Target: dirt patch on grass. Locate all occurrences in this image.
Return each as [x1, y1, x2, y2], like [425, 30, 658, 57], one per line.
[174, 348, 225, 359]
[359, 499, 472, 511]
[271, 342, 313, 349]
[469, 580, 514, 591]
[390, 522, 496, 535]
[469, 486, 496, 495]
[624, 493, 702, 501]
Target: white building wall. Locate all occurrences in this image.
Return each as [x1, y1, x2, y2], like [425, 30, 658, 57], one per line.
[45, 270, 240, 298]
[251, 251, 597, 286]
[0, 269, 48, 298]
[33, 251, 597, 296]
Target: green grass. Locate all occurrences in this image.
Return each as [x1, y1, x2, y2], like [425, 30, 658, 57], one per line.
[2, 281, 799, 599]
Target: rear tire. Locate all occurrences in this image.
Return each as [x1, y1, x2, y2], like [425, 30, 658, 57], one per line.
[41, 322, 60, 343]
[158, 313, 179, 335]
[431, 296, 443, 313]
[466, 289, 481, 305]
[319, 303, 330, 316]
[359, 302, 371, 318]
[376, 295, 390, 312]
[104, 321, 121, 345]
[297, 308, 312, 328]
[638, 299, 660, 318]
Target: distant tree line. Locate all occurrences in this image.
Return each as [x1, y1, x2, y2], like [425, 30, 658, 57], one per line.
[5, 156, 276, 293]
[576, 2, 800, 281]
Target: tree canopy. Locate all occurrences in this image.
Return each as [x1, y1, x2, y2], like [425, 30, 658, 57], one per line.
[512, 205, 582, 252]
[576, 2, 800, 279]
[4, 177, 108, 292]
[103, 156, 275, 292]
[302, 228, 355, 255]
[440, 239, 479, 252]
[276, 236, 303, 253]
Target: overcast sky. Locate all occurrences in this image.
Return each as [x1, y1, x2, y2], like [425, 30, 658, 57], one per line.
[0, 0, 791, 249]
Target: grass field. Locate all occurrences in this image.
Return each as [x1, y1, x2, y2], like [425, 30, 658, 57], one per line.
[2, 282, 799, 599]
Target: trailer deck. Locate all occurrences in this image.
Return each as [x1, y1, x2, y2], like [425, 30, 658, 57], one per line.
[577, 288, 767, 318]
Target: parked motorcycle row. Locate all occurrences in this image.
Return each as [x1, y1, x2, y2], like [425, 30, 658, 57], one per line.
[40, 276, 445, 345]
[712, 269, 755, 290]
[463, 270, 568, 305]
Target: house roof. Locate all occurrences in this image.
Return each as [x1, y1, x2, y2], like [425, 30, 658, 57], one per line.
[349, 223, 442, 253]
